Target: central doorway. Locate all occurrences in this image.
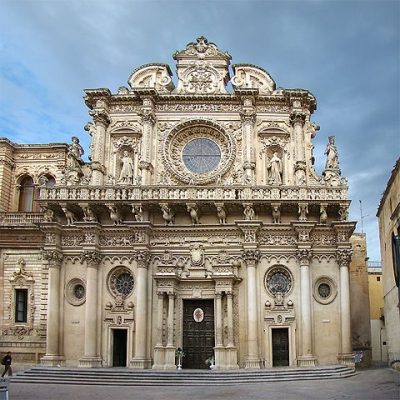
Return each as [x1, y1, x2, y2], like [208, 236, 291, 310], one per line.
[112, 329, 127, 367]
[182, 300, 215, 369]
[272, 328, 289, 366]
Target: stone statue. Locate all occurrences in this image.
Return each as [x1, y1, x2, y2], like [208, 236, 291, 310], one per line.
[187, 204, 200, 225]
[320, 205, 327, 224]
[298, 204, 308, 221]
[216, 205, 227, 224]
[62, 207, 77, 225]
[83, 207, 97, 222]
[243, 205, 255, 221]
[324, 136, 339, 169]
[118, 150, 135, 184]
[161, 204, 175, 225]
[67, 136, 84, 169]
[272, 205, 281, 224]
[268, 152, 282, 184]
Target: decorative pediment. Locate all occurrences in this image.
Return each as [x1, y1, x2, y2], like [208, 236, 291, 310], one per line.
[231, 64, 276, 95]
[128, 63, 174, 93]
[173, 37, 231, 95]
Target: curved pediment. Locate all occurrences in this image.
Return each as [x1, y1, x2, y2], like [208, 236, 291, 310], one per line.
[231, 64, 276, 95]
[128, 63, 174, 93]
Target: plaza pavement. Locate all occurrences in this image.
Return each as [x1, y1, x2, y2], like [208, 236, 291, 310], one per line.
[3, 366, 399, 400]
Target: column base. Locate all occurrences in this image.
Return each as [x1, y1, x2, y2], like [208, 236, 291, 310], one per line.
[40, 355, 66, 367]
[244, 357, 262, 369]
[337, 353, 355, 369]
[78, 356, 103, 368]
[129, 358, 152, 369]
[163, 346, 177, 370]
[152, 347, 165, 370]
[297, 355, 317, 367]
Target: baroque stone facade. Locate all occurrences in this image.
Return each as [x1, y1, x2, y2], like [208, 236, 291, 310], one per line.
[0, 37, 357, 370]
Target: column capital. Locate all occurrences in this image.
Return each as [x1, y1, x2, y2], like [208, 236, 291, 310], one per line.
[134, 250, 151, 268]
[335, 249, 352, 267]
[289, 111, 306, 127]
[242, 249, 260, 266]
[239, 109, 256, 125]
[296, 248, 313, 265]
[89, 109, 110, 127]
[80, 251, 102, 268]
[138, 108, 156, 125]
[42, 250, 63, 268]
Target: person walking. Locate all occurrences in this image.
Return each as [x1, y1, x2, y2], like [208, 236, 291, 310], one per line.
[1, 351, 12, 378]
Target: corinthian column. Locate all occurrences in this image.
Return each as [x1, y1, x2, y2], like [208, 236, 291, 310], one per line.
[138, 98, 156, 185]
[79, 251, 103, 367]
[239, 99, 256, 185]
[336, 249, 355, 367]
[88, 109, 110, 186]
[296, 249, 317, 366]
[242, 249, 261, 369]
[41, 251, 66, 366]
[290, 111, 307, 185]
[130, 250, 152, 369]
[152, 291, 165, 370]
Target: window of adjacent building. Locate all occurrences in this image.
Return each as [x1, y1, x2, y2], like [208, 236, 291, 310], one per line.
[18, 176, 35, 212]
[15, 289, 28, 323]
[377, 276, 381, 282]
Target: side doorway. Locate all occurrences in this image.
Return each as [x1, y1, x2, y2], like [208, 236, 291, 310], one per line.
[112, 329, 127, 367]
[272, 328, 289, 366]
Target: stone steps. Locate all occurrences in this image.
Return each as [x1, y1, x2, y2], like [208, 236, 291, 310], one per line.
[12, 365, 355, 386]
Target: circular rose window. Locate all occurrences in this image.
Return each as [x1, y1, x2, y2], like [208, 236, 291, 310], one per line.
[182, 138, 221, 173]
[107, 267, 135, 298]
[162, 119, 235, 184]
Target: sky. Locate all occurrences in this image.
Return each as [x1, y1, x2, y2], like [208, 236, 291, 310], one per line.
[0, 0, 399, 262]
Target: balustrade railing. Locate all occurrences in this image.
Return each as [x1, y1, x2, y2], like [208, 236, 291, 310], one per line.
[0, 212, 44, 226]
[39, 185, 348, 202]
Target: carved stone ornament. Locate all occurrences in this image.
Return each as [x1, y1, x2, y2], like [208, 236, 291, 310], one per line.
[161, 119, 235, 185]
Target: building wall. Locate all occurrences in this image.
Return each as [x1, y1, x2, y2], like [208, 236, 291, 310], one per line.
[1, 37, 360, 371]
[377, 158, 400, 370]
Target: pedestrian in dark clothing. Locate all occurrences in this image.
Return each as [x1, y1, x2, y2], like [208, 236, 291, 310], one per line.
[1, 352, 12, 378]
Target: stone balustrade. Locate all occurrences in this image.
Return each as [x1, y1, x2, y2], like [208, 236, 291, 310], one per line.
[0, 212, 44, 226]
[39, 185, 348, 203]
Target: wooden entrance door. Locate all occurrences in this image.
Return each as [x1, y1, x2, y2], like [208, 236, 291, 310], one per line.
[272, 328, 289, 366]
[182, 300, 215, 369]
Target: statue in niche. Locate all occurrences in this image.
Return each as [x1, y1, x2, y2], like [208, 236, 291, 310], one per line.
[67, 136, 84, 170]
[118, 150, 135, 184]
[298, 204, 308, 221]
[324, 136, 339, 169]
[267, 152, 283, 185]
[243, 205, 255, 221]
[83, 207, 97, 222]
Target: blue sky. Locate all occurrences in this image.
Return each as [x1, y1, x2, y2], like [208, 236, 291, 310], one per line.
[0, 0, 399, 262]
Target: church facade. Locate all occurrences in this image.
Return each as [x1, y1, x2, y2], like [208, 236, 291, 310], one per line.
[0, 37, 356, 370]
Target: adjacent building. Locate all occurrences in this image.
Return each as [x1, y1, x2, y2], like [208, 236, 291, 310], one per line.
[377, 158, 400, 370]
[0, 37, 358, 370]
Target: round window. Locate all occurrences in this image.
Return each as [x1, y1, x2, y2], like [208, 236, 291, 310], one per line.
[65, 278, 86, 306]
[313, 276, 337, 305]
[264, 266, 294, 297]
[107, 267, 135, 298]
[182, 138, 221, 174]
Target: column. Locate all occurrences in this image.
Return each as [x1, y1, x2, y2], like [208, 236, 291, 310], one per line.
[296, 249, 317, 366]
[336, 249, 355, 367]
[131, 250, 151, 369]
[152, 291, 165, 370]
[138, 97, 156, 185]
[89, 109, 110, 186]
[242, 249, 261, 369]
[290, 111, 307, 185]
[41, 251, 65, 366]
[79, 251, 102, 367]
[225, 290, 239, 369]
[164, 292, 176, 369]
[239, 97, 256, 185]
